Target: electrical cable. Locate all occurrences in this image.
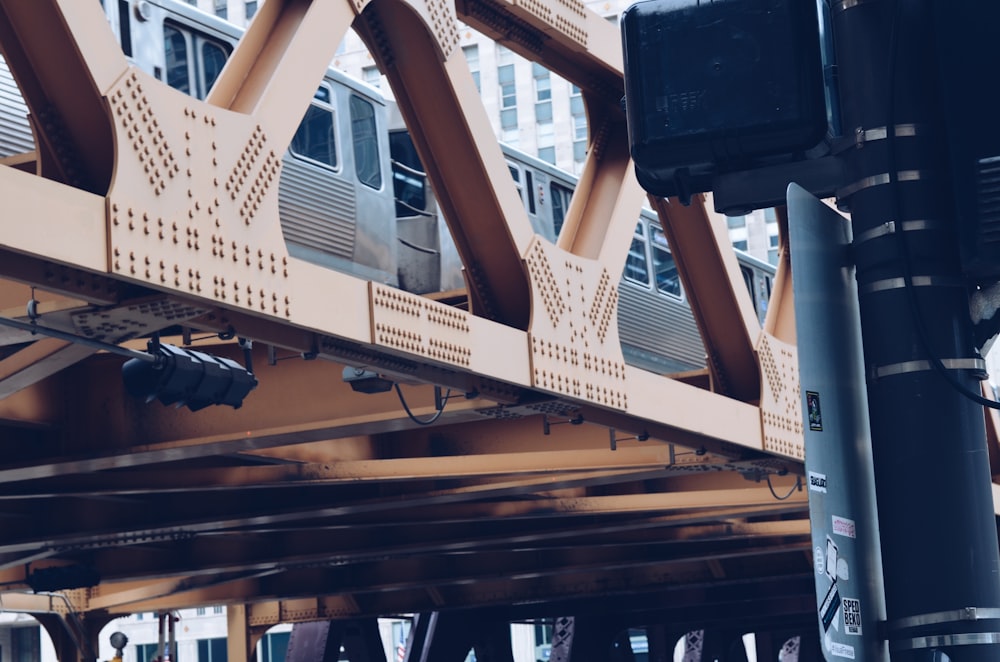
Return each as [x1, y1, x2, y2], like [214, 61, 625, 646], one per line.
[881, 0, 1000, 410]
[766, 473, 801, 501]
[393, 383, 451, 425]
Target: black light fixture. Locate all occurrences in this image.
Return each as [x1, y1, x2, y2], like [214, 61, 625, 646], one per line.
[110, 632, 129, 661]
[342, 366, 394, 394]
[122, 339, 258, 411]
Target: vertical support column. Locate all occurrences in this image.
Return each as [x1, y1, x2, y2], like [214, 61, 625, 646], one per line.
[285, 621, 344, 662]
[341, 619, 389, 662]
[644, 625, 673, 662]
[226, 604, 254, 662]
[471, 619, 515, 662]
[546, 615, 620, 662]
[404, 612, 473, 662]
[832, 0, 1000, 659]
[35, 610, 111, 662]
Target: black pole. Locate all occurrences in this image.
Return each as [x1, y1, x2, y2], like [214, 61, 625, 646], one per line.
[832, 0, 1000, 659]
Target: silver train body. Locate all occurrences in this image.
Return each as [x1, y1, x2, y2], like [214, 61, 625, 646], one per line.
[0, 0, 775, 376]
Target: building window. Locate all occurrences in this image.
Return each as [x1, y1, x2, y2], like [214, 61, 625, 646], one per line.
[537, 119, 554, 163]
[533, 63, 551, 101]
[499, 63, 517, 131]
[245, 1, 257, 19]
[497, 43, 514, 64]
[214, 0, 227, 20]
[136, 643, 159, 662]
[213, 606, 224, 614]
[198, 638, 228, 662]
[196, 607, 206, 615]
[570, 85, 587, 164]
[12, 626, 40, 662]
[733, 239, 748, 251]
[535, 101, 552, 123]
[726, 215, 746, 229]
[463, 45, 480, 93]
[260, 632, 290, 662]
[362, 65, 381, 89]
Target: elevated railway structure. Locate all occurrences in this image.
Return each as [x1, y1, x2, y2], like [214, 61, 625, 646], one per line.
[0, 1, 993, 660]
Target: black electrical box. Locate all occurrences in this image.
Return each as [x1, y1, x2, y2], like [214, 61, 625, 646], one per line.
[621, 0, 828, 201]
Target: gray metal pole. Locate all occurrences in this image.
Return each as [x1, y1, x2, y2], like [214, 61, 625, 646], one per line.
[831, 0, 1000, 659]
[788, 183, 888, 662]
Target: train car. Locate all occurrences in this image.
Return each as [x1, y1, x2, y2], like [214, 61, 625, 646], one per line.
[0, 0, 775, 379]
[474, 145, 775, 374]
[5, 0, 397, 287]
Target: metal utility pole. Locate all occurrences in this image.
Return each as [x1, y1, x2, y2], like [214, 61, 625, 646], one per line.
[831, 1, 1000, 658]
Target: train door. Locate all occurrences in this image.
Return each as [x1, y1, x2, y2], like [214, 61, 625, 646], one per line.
[129, 1, 236, 100]
[390, 128, 443, 293]
[342, 90, 395, 283]
[549, 181, 573, 237]
[506, 160, 555, 240]
[617, 219, 705, 374]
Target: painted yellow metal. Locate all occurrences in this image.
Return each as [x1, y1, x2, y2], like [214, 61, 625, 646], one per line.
[650, 195, 762, 402]
[226, 604, 259, 662]
[0, 338, 96, 398]
[764, 206, 796, 344]
[356, 0, 536, 325]
[0, 167, 106, 271]
[0, 0, 126, 193]
[757, 332, 805, 461]
[0, 0, 829, 627]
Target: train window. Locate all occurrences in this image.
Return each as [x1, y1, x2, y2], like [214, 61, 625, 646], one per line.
[290, 87, 337, 169]
[350, 95, 382, 189]
[163, 23, 231, 99]
[508, 163, 525, 206]
[624, 222, 650, 286]
[650, 226, 681, 298]
[550, 182, 573, 236]
[525, 170, 536, 214]
[118, 0, 133, 57]
[201, 40, 228, 95]
[740, 266, 757, 309]
[389, 131, 427, 216]
[164, 25, 191, 95]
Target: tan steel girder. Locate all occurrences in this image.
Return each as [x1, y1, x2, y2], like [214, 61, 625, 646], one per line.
[0, 0, 854, 650]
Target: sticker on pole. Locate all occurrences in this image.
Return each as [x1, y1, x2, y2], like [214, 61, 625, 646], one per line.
[842, 598, 862, 635]
[832, 515, 856, 539]
[807, 390, 823, 431]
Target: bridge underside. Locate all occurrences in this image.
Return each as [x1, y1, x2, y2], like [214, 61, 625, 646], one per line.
[0, 0, 997, 660]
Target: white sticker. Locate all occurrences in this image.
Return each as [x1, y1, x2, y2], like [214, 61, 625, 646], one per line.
[832, 515, 856, 538]
[814, 545, 825, 575]
[842, 598, 862, 635]
[829, 642, 855, 659]
[809, 471, 828, 493]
